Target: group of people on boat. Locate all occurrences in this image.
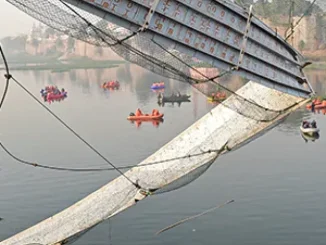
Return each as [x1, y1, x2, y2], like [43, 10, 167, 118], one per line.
[302, 120, 317, 129]
[134, 108, 161, 117]
[151, 82, 165, 89]
[41, 86, 67, 101]
[211, 91, 227, 100]
[102, 80, 120, 89]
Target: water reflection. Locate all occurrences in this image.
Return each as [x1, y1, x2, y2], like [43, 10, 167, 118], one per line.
[301, 132, 320, 143]
[306, 69, 326, 96]
[129, 118, 164, 128]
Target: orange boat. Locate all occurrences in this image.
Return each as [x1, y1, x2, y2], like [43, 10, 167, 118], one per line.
[102, 81, 120, 89]
[127, 113, 164, 120]
[314, 100, 326, 109]
[208, 92, 227, 102]
[127, 109, 164, 120]
[306, 99, 322, 109]
[131, 118, 164, 128]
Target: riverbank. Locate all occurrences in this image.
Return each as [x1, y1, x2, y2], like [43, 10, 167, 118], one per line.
[0, 55, 125, 73]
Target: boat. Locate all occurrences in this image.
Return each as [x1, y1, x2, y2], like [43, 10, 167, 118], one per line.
[313, 101, 326, 110]
[47, 92, 67, 101]
[151, 82, 165, 90]
[158, 93, 191, 104]
[301, 131, 320, 142]
[300, 125, 319, 135]
[102, 81, 120, 89]
[207, 92, 227, 102]
[130, 118, 164, 128]
[306, 99, 322, 109]
[127, 113, 164, 120]
[40, 86, 67, 102]
[1, 0, 317, 244]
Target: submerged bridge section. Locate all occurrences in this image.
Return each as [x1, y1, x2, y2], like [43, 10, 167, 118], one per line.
[62, 0, 313, 97]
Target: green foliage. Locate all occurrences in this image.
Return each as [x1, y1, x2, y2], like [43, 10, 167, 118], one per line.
[253, 0, 323, 19]
[67, 36, 75, 51]
[95, 46, 104, 56]
[55, 38, 64, 49]
[44, 27, 56, 39]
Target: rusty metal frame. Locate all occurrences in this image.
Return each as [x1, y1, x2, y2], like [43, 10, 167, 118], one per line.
[139, 0, 160, 32]
[235, 4, 253, 70]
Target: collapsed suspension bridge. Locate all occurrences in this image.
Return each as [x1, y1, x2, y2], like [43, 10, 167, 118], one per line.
[0, 0, 315, 244]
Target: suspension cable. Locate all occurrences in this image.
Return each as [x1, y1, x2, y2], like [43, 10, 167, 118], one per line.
[0, 140, 228, 172]
[0, 46, 11, 110]
[285, 0, 318, 41]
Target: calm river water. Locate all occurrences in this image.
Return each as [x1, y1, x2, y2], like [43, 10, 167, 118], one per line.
[0, 64, 325, 245]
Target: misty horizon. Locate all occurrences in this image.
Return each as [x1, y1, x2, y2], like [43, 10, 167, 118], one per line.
[0, 1, 36, 39]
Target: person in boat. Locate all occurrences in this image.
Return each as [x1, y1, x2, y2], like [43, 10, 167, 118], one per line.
[302, 120, 310, 128]
[311, 120, 317, 128]
[158, 92, 163, 101]
[176, 91, 181, 97]
[152, 109, 160, 116]
[311, 101, 315, 112]
[135, 108, 143, 117]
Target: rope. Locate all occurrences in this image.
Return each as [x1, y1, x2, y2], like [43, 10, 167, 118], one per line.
[0, 44, 140, 189]
[285, 0, 318, 41]
[54, 0, 293, 121]
[0, 139, 228, 172]
[155, 199, 235, 235]
[10, 76, 140, 186]
[29, 0, 308, 123]
[0, 46, 11, 110]
[151, 39, 307, 122]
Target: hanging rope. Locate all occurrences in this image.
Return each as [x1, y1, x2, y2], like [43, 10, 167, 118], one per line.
[0, 46, 11, 110]
[0, 44, 141, 189]
[285, 0, 318, 41]
[5, 0, 311, 123]
[0, 140, 228, 172]
[155, 199, 235, 235]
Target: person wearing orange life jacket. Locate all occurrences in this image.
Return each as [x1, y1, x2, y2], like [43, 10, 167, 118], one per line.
[152, 109, 159, 116]
[135, 108, 143, 117]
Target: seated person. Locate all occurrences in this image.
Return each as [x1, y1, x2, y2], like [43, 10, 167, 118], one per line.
[302, 121, 310, 128]
[311, 120, 317, 128]
[152, 109, 159, 116]
[135, 108, 143, 116]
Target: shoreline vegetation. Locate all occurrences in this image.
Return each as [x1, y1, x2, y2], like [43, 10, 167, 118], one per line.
[0, 53, 325, 73]
[0, 54, 126, 73]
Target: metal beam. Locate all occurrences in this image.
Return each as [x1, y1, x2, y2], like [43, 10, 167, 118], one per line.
[64, 0, 311, 97]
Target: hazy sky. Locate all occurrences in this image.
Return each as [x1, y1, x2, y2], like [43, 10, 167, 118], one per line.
[0, 1, 36, 38]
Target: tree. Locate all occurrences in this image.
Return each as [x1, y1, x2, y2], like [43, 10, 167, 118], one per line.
[31, 38, 39, 54]
[55, 38, 64, 50]
[299, 40, 305, 52]
[45, 46, 57, 56]
[67, 36, 75, 52]
[95, 46, 104, 56]
[44, 27, 56, 39]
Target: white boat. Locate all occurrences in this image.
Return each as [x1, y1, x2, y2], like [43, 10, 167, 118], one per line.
[301, 131, 320, 142]
[300, 126, 320, 135]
